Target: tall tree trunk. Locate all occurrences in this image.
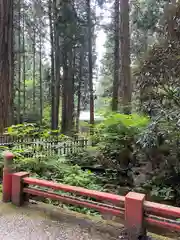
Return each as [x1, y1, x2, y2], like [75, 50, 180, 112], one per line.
[67, 47, 74, 135]
[61, 47, 74, 136]
[86, 0, 94, 128]
[53, 0, 60, 130]
[120, 0, 131, 114]
[165, 1, 176, 39]
[39, 29, 43, 124]
[10, 0, 14, 125]
[112, 0, 120, 112]
[61, 50, 68, 134]
[17, 0, 21, 123]
[33, 26, 36, 112]
[76, 78, 81, 133]
[76, 46, 84, 133]
[22, 5, 26, 119]
[0, 0, 13, 133]
[48, 0, 56, 130]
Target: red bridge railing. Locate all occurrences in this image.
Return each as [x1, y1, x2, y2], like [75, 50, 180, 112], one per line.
[22, 177, 125, 217]
[2, 152, 180, 238]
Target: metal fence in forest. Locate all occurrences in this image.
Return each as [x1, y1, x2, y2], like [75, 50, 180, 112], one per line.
[0, 135, 89, 157]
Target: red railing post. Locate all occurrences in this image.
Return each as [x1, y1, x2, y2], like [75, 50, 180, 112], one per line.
[125, 192, 146, 238]
[11, 172, 29, 206]
[2, 151, 14, 202]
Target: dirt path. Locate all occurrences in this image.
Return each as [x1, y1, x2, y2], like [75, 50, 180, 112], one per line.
[0, 202, 117, 240]
[0, 201, 176, 240]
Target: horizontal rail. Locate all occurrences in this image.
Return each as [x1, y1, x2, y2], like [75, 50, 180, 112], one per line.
[23, 177, 125, 206]
[144, 201, 180, 219]
[8, 170, 180, 236]
[24, 187, 125, 217]
[145, 217, 180, 232]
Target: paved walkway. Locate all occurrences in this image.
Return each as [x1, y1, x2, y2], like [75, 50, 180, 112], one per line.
[0, 213, 111, 240]
[0, 202, 117, 240]
[0, 202, 175, 240]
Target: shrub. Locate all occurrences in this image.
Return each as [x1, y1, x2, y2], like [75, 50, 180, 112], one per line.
[137, 110, 180, 204]
[94, 113, 149, 175]
[4, 123, 70, 141]
[66, 147, 98, 167]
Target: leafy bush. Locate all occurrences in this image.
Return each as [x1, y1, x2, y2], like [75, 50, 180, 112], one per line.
[10, 149, 102, 192]
[66, 113, 150, 187]
[67, 113, 148, 187]
[137, 109, 180, 204]
[94, 113, 149, 173]
[5, 123, 70, 141]
[66, 147, 98, 167]
[0, 123, 103, 215]
[0, 145, 103, 214]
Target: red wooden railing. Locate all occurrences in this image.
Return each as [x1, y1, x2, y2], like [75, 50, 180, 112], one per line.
[2, 152, 180, 238]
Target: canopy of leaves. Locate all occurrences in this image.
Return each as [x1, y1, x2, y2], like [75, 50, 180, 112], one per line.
[135, 1, 180, 113]
[135, 40, 180, 114]
[137, 40, 180, 88]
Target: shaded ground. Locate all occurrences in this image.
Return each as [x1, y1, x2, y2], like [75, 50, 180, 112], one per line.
[0, 201, 176, 240]
[0, 202, 117, 240]
[0, 213, 111, 240]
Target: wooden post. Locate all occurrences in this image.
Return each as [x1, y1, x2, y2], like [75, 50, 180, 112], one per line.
[11, 172, 29, 206]
[2, 151, 14, 202]
[125, 192, 146, 238]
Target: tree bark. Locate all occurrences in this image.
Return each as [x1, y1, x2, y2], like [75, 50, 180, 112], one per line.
[33, 26, 36, 112]
[86, 0, 94, 130]
[10, 0, 14, 125]
[120, 0, 131, 114]
[67, 47, 74, 135]
[17, 0, 21, 123]
[76, 46, 84, 133]
[53, 0, 60, 130]
[112, 0, 120, 111]
[48, 0, 56, 130]
[22, 5, 26, 119]
[61, 46, 74, 136]
[0, 0, 13, 132]
[61, 50, 68, 134]
[39, 29, 43, 124]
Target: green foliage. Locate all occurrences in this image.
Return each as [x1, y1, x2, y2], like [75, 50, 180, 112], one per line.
[132, 0, 166, 31]
[135, 20, 180, 113]
[0, 121, 103, 214]
[137, 109, 180, 204]
[100, 113, 149, 128]
[16, 155, 102, 214]
[66, 148, 98, 167]
[5, 123, 70, 141]
[42, 105, 51, 126]
[132, 2, 180, 205]
[0, 141, 103, 215]
[13, 153, 101, 191]
[87, 113, 149, 186]
[93, 112, 149, 148]
[151, 186, 174, 201]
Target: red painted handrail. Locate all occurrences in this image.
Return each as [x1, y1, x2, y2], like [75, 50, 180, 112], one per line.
[9, 171, 180, 236]
[24, 187, 125, 217]
[23, 177, 125, 206]
[145, 217, 180, 232]
[144, 201, 180, 219]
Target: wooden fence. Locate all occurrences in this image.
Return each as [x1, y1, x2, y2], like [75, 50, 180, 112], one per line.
[0, 135, 88, 156]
